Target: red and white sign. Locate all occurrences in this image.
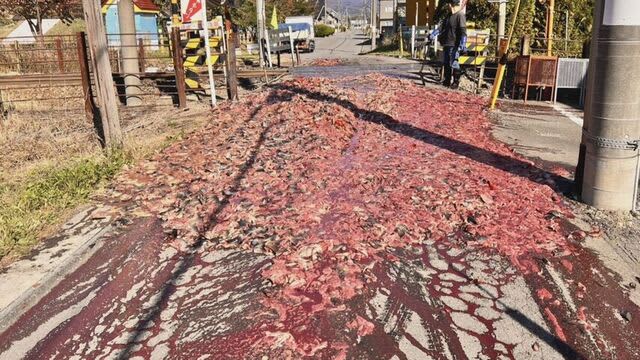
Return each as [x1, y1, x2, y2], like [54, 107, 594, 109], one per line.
[181, 0, 203, 23]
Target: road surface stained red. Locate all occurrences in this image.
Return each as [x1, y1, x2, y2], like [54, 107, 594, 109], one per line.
[0, 74, 638, 359]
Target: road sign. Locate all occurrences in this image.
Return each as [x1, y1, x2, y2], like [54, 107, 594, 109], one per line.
[181, 0, 203, 23]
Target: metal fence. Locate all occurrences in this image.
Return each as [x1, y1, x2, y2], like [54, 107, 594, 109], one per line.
[407, 28, 588, 97]
[0, 35, 85, 112]
[0, 33, 180, 113]
[0, 30, 291, 117]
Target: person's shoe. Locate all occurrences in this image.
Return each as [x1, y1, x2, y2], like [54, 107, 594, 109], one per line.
[450, 70, 461, 89]
[442, 80, 451, 87]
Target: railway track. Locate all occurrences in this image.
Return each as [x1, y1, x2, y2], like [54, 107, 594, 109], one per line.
[0, 69, 289, 90]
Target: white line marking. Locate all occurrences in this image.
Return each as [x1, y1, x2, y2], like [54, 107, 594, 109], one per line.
[553, 104, 584, 127]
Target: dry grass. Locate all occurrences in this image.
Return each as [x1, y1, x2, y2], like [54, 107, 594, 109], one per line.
[47, 20, 86, 37]
[0, 22, 18, 39]
[0, 101, 213, 261]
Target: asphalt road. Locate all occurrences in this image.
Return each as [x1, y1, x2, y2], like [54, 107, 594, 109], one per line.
[305, 30, 372, 60]
[0, 36, 639, 360]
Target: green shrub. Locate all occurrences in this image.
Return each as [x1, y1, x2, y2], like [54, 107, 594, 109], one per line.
[315, 24, 335, 38]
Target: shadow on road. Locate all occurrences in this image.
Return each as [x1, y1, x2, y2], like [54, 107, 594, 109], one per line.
[117, 97, 281, 359]
[443, 262, 586, 359]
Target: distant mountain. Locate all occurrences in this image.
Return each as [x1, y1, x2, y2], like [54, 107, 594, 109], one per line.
[325, 0, 368, 18]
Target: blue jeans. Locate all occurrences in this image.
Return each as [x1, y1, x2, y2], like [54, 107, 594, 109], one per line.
[443, 46, 460, 84]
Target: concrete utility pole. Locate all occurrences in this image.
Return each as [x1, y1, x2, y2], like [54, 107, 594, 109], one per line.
[578, 0, 640, 210]
[256, 0, 265, 66]
[118, 0, 142, 106]
[371, 0, 377, 49]
[82, 0, 122, 148]
[489, 0, 507, 40]
[498, 0, 506, 39]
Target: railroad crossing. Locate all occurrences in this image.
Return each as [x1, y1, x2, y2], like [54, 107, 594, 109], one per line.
[0, 1, 639, 359]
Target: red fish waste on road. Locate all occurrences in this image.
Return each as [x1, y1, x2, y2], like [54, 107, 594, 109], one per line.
[107, 73, 582, 357]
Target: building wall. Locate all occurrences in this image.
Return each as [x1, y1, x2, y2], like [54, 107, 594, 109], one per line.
[104, 4, 159, 45]
[406, 0, 437, 27]
[379, 0, 395, 21]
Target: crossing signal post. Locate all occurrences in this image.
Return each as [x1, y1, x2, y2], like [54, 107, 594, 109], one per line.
[171, 0, 238, 105]
[200, 0, 218, 107]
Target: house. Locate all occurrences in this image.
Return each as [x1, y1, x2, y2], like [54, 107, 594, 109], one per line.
[378, 0, 395, 36]
[321, 8, 342, 28]
[101, 0, 160, 45]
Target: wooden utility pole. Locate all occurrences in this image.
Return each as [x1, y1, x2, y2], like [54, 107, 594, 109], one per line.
[224, 5, 239, 101]
[82, 0, 122, 148]
[171, 0, 181, 26]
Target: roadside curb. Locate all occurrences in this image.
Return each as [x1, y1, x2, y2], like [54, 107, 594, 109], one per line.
[0, 208, 114, 333]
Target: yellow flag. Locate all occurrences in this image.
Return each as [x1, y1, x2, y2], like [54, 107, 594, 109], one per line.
[270, 6, 278, 29]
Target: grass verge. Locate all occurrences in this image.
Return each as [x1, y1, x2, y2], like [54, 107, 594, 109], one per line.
[0, 101, 210, 264]
[362, 35, 412, 59]
[0, 151, 132, 259]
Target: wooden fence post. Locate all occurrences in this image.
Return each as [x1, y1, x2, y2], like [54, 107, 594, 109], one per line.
[520, 35, 530, 56]
[171, 27, 187, 108]
[13, 41, 21, 73]
[56, 37, 64, 72]
[138, 38, 146, 73]
[224, 5, 239, 101]
[76, 32, 96, 123]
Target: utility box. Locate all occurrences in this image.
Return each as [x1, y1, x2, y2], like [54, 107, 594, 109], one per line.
[512, 55, 559, 104]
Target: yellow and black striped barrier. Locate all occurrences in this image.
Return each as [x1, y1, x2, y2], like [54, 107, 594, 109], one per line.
[181, 32, 225, 90]
[458, 30, 490, 67]
[466, 44, 487, 53]
[459, 55, 487, 66]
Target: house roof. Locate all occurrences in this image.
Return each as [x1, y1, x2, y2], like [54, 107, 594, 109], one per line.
[101, 0, 160, 12]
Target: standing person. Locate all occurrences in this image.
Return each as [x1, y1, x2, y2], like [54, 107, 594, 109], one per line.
[438, 0, 467, 88]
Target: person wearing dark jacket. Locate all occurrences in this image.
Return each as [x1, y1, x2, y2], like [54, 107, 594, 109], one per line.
[438, 0, 467, 89]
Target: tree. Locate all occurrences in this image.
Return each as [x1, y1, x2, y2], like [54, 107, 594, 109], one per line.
[457, 0, 594, 56]
[0, 0, 75, 38]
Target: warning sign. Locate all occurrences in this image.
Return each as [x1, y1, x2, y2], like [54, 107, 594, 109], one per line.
[181, 0, 203, 23]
